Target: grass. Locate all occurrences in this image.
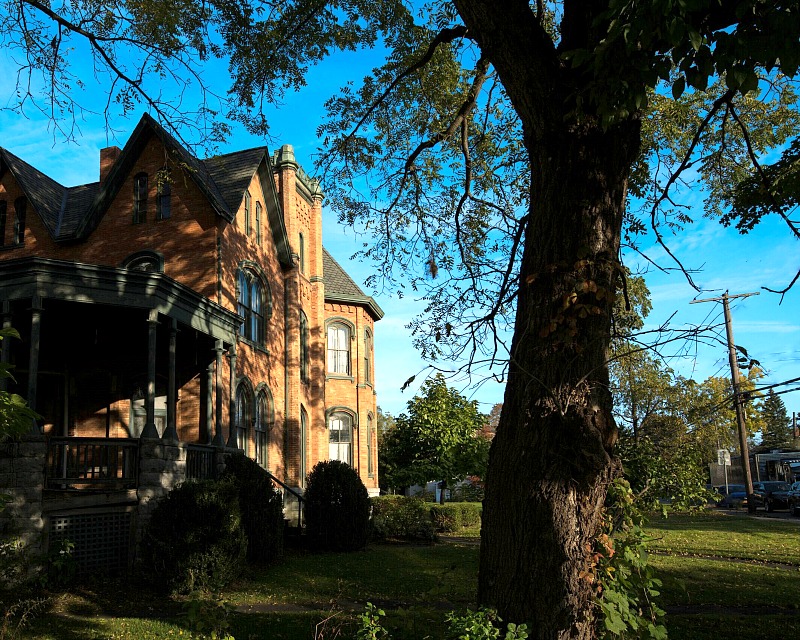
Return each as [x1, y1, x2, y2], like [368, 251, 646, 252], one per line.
[5, 510, 799, 639]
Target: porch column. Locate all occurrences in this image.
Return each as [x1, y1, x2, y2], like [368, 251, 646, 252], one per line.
[27, 296, 43, 434]
[163, 318, 179, 441]
[205, 361, 214, 444]
[0, 300, 11, 392]
[141, 309, 160, 439]
[212, 340, 225, 447]
[226, 343, 238, 449]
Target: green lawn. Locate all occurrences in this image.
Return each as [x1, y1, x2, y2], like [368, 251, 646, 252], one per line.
[6, 511, 800, 639]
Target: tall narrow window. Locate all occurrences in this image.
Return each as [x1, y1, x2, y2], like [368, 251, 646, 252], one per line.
[244, 190, 252, 236]
[328, 412, 353, 465]
[237, 269, 266, 344]
[300, 406, 308, 484]
[327, 323, 350, 375]
[300, 311, 309, 383]
[235, 383, 251, 454]
[299, 232, 306, 274]
[255, 390, 271, 468]
[364, 329, 373, 385]
[156, 171, 171, 220]
[13, 197, 26, 245]
[367, 414, 374, 475]
[133, 173, 148, 223]
[255, 202, 262, 245]
[0, 200, 6, 246]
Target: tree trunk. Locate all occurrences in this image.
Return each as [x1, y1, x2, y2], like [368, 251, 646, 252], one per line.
[451, 1, 644, 636]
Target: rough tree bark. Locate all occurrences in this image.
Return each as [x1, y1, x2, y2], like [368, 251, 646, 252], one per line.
[454, 0, 643, 636]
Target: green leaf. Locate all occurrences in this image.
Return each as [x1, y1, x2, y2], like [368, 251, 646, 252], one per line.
[672, 77, 685, 100]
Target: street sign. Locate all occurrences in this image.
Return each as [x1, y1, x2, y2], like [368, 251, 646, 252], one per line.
[717, 449, 731, 466]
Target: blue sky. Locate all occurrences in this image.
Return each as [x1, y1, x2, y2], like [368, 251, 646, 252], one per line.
[1, 41, 799, 419]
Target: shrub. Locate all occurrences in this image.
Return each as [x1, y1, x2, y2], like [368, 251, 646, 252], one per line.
[456, 502, 482, 528]
[430, 504, 462, 532]
[140, 479, 247, 593]
[221, 453, 284, 565]
[371, 496, 436, 541]
[305, 460, 370, 551]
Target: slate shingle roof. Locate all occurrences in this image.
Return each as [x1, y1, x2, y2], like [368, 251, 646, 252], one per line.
[204, 148, 268, 213]
[322, 247, 384, 320]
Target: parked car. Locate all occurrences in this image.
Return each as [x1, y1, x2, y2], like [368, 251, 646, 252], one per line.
[750, 481, 793, 512]
[714, 484, 747, 508]
[789, 482, 800, 517]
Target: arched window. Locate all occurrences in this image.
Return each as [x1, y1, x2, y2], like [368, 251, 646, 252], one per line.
[237, 269, 265, 344]
[328, 411, 353, 465]
[254, 389, 272, 468]
[235, 383, 252, 454]
[327, 323, 350, 375]
[133, 172, 148, 223]
[0, 200, 6, 246]
[156, 170, 171, 220]
[13, 197, 26, 245]
[255, 201, 262, 245]
[122, 250, 164, 273]
[300, 311, 309, 383]
[244, 190, 252, 236]
[300, 406, 308, 484]
[367, 413, 374, 475]
[364, 329, 373, 385]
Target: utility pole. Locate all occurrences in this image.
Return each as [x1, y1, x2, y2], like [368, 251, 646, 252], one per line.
[692, 291, 759, 513]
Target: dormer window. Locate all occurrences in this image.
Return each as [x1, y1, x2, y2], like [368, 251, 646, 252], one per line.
[156, 171, 171, 220]
[13, 197, 26, 245]
[133, 173, 148, 223]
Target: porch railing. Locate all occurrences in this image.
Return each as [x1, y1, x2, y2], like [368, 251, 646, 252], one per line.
[46, 437, 139, 490]
[186, 444, 217, 480]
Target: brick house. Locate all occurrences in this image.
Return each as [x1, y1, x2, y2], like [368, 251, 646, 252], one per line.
[0, 114, 382, 572]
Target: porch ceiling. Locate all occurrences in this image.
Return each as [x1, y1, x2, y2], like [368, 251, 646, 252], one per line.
[0, 257, 240, 344]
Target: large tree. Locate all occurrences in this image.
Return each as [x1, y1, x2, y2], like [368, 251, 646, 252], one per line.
[380, 373, 489, 500]
[2, 1, 799, 636]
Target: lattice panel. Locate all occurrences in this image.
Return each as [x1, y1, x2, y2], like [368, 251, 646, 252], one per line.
[49, 511, 132, 576]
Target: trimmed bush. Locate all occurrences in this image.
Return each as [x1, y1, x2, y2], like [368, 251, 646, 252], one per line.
[140, 479, 247, 593]
[456, 502, 482, 528]
[371, 495, 437, 541]
[430, 503, 462, 532]
[221, 453, 284, 565]
[305, 460, 370, 551]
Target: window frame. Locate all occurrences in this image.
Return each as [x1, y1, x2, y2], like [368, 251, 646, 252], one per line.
[255, 201, 262, 245]
[300, 310, 309, 383]
[244, 190, 252, 236]
[237, 268, 266, 345]
[156, 170, 171, 220]
[367, 413, 374, 476]
[254, 388, 272, 469]
[299, 232, 306, 274]
[234, 382, 252, 455]
[13, 197, 26, 245]
[326, 322, 352, 376]
[364, 328, 373, 385]
[133, 172, 148, 224]
[328, 410, 354, 466]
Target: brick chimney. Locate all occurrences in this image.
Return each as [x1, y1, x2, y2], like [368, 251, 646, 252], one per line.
[100, 146, 122, 183]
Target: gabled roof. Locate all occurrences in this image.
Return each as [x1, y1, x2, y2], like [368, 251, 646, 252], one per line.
[0, 113, 293, 265]
[322, 247, 384, 320]
[74, 113, 232, 239]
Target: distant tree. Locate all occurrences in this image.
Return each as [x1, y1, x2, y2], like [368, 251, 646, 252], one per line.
[758, 390, 793, 451]
[382, 374, 489, 503]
